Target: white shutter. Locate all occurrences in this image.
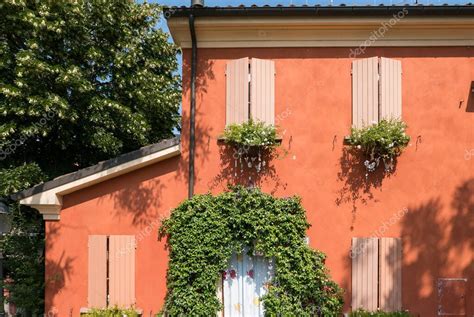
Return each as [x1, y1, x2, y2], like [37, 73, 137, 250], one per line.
[250, 58, 275, 125]
[379, 57, 402, 121]
[226, 58, 250, 125]
[352, 57, 379, 128]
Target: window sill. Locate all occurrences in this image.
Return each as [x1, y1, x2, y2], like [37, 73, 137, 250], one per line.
[80, 307, 143, 315]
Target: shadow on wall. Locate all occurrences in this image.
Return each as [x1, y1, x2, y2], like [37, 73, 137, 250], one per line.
[208, 145, 287, 194]
[175, 54, 215, 187]
[336, 147, 398, 230]
[402, 179, 474, 316]
[44, 222, 75, 315]
[338, 178, 474, 316]
[109, 158, 180, 226]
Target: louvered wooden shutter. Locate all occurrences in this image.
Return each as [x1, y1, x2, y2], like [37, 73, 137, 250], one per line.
[250, 58, 275, 125]
[226, 58, 250, 126]
[352, 237, 378, 311]
[109, 235, 136, 307]
[379, 58, 402, 121]
[88, 235, 107, 308]
[352, 57, 379, 128]
[379, 238, 402, 311]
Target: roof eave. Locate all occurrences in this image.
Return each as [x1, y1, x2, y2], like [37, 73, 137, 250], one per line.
[164, 5, 474, 18]
[14, 137, 181, 220]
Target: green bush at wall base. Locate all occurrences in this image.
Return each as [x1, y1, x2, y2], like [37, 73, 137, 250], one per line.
[350, 309, 412, 317]
[82, 307, 140, 317]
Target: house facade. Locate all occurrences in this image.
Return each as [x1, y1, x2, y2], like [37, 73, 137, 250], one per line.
[14, 4, 474, 316]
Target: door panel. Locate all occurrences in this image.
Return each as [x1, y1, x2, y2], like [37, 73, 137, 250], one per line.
[223, 251, 274, 317]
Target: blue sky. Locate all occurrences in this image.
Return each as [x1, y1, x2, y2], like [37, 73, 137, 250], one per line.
[156, 0, 460, 7]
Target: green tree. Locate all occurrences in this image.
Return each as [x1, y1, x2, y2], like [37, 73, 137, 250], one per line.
[0, 0, 181, 314]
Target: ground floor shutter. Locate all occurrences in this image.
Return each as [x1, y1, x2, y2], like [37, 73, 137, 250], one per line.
[351, 237, 379, 311]
[379, 237, 402, 311]
[88, 235, 107, 308]
[108, 235, 136, 307]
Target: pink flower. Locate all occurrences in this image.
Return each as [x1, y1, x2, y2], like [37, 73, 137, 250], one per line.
[247, 269, 254, 279]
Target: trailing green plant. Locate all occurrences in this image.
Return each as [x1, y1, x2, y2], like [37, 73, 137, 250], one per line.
[350, 309, 413, 317]
[346, 119, 410, 174]
[221, 120, 279, 148]
[159, 186, 343, 317]
[82, 306, 140, 317]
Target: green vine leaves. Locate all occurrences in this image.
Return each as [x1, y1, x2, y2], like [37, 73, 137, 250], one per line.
[159, 186, 343, 316]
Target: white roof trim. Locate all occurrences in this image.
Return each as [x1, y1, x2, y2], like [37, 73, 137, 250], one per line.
[167, 16, 474, 48]
[19, 144, 180, 220]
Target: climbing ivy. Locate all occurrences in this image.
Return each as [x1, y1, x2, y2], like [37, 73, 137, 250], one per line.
[159, 186, 343, 316]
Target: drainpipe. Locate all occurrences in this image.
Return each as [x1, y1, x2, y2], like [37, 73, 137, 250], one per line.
[188, 4, 199, 198]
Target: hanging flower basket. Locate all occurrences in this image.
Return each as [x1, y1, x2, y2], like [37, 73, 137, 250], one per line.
[220, 120, 281, 175]
[220, 120, 280, 149]
[345, 119, 410, 175]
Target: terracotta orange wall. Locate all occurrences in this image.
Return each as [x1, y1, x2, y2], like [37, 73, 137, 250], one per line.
[45, 47, 474, 316]
[44, 156, 188, 315]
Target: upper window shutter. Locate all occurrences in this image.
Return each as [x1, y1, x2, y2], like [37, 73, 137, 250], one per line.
[88, 235, 107, 308]
[379, 237, 402, 311]
[109, 235, 136, 307]
[250, 58, 275, 125]
[226, 58, 250, 126]
[351, 237, 378, 311]
[352, 57, 379, 128]
[379, 58, 402, 121]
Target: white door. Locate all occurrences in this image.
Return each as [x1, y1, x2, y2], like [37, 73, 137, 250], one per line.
[222, 250, 274, 317]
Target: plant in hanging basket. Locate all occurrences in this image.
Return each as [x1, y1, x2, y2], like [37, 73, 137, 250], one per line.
[346, 119, 410, 174]
[221, 120, 280, 149]
[220, 120, 281, 177]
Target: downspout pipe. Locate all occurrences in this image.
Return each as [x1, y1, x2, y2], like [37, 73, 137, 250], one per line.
[188, 13, 197, 198]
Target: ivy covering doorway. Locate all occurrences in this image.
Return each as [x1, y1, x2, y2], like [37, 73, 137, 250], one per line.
[159, 186, 343, 316]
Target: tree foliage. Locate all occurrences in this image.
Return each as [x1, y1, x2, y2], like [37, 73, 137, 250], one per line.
[159, 187, 344, 316]
[0, 0, 180, 313]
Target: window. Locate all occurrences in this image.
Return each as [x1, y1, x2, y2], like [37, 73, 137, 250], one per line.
[88, 235, 136, 308]
[351, 237, 402, 311]
[220, 250, 274, 317]
[226, 58, 275, 126]
[352, 57, 402, 128]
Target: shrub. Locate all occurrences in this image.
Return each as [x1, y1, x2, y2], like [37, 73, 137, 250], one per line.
[82, 307, 140, 317]
[350, 309, 412, 317]
[346, 119, 410, 174]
